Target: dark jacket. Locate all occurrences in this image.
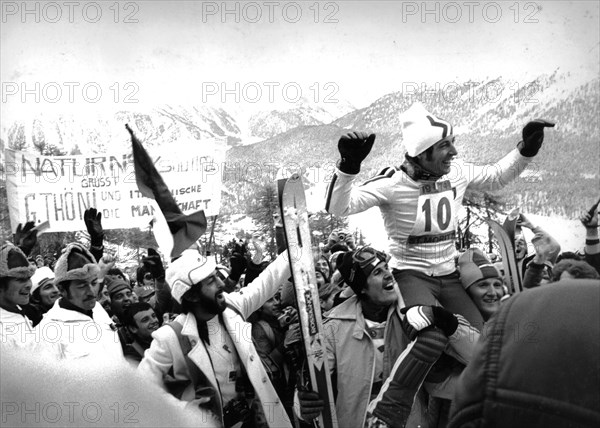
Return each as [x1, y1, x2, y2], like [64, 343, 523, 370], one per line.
[448, 279, 600, 428]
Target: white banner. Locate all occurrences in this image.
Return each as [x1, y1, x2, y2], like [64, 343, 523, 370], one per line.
[5, 143, 225, 233]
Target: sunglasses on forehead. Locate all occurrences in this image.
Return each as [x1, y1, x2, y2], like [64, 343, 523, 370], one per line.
[349, 247, 390, 283]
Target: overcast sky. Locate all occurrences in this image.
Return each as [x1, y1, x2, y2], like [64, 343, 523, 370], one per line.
[1, 0, 599, 114]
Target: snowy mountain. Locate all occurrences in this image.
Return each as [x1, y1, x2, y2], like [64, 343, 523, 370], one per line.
[247, 97, 355, 140]
[225, 71, 599, 219]
[1, 105, 241, 155]
[1, 70, 598, 224]
[0, 96, 356, 153]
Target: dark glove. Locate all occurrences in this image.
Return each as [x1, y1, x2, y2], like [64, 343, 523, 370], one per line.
[244, 260, 268, 286]
[142, 248, 165, 280]
[518, 119, 555, 157]
[229, 245, 248, 283]
[401, 305, 459, 339]
[337, 131, 376, 174]
[430, 306, 459, 337]
[83, 208, 104, 247]
[14, 221, 38, 256]
[298, 390, 324, 422]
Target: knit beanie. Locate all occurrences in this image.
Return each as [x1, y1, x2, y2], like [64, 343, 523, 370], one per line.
[401, 102, 453, 157]
[53, 243, 100, 286]
[166, 250, 216, 304]
[0, 243, 36, 279]
[105, 276, 131, 298]
[458, 248, 500, 290]
[337, 247, 390, 296]
[133, 284, 155, 300]
[31, 266, 55, 294]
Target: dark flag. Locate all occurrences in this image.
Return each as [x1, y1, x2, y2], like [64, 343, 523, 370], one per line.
[126, 124, 207, 259]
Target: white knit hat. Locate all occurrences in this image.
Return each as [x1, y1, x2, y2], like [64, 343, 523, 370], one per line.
[401, 102, 454, 157]
[31, 266, 55, 294]
[166, 250, 217, 304]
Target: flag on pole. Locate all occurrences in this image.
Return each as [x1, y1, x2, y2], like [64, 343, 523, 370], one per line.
[126, 124, 207, 259]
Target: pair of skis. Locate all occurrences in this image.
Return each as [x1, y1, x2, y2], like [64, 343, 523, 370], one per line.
[278, 174, 338, 428]
[486, 208, 523, 294]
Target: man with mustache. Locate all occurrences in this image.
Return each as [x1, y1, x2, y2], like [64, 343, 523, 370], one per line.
[138, 249, 293, 427]
[38, 243, 124, 361]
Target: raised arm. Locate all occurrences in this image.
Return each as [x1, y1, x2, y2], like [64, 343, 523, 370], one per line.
[466, 119, 554, 192]
[225, 252, 290, 319]
[325, 132, 388, 217]
[580, 200, 600, 275]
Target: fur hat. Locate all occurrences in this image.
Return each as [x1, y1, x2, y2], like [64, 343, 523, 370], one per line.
[458, 248, 500, 290]
[166, 250, 217, 304]
[401, 102, 453, 157]
[31, 266, 55, 293]
[0, 243, 36, 280]
[337, 247, 390, 296]
[53, 243, 99, 286]
[105, 276, 131, 298]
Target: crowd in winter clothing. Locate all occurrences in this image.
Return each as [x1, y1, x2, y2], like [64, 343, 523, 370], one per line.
[2, 104, 599, 428]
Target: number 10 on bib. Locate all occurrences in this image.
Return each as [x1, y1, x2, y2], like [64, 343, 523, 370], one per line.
[278, 174, 338, 428]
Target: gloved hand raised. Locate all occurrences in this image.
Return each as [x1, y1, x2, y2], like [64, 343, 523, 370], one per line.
[337, 131, 376, 174]
[142, 248, 165, 281]
[228, 244, 248, 283]
[13, 221, 38, 256]
[518, 119, 555, 157]
[84, 208, 104, 247]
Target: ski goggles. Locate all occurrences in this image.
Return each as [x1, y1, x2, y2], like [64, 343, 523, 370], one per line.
[349, 247, 390, 283]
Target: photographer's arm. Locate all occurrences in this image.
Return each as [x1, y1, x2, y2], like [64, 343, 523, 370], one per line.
[580, 201, 600, 275]
[523, 234, 554, 288]
[520, 213, 561, 265]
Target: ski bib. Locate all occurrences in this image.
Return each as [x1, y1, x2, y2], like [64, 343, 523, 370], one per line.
[408, 180, 456, 246]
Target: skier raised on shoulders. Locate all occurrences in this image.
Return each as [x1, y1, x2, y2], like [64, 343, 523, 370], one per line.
[325, 102, 554, 331]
